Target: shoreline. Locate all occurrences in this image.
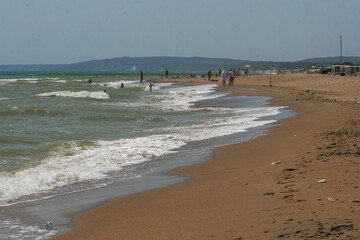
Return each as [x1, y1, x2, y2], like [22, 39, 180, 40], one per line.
[54, 74, 360, 239]
[2, 82, 286, 238]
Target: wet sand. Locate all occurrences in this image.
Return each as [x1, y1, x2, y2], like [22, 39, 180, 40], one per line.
[54, 74, 360, 239]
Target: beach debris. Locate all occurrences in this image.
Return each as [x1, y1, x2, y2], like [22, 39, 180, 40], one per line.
[318, 179, 327, 183]
[282, 194, 294, 199]
[277, 233, 290, 238]
[284, 168, 298, 172]
[271, 161, 281, 165]
[294, 134, 296, 137]
[263, 192, 274, 196]
[45, 221, 54, 228]
[328, 197, 335, 202]
[330, 224, 353, 232]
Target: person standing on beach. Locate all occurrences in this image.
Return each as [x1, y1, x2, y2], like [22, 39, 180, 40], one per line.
[208, 70, 212, 81]
[140, 70, 144, 85]
[221, 69, 227, 86]
[165, 69, 169, 79]
[161, 72, 164, 79]
[226, 69, 230, 86]
[229, 69, 235, 86]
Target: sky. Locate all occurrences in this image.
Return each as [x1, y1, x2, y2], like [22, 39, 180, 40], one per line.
[1, 0, 359, 64]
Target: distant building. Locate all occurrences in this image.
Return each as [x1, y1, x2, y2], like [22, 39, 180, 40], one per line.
[332, 65, 360, 76]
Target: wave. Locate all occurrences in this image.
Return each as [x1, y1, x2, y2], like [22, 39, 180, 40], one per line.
[98, 81, 170, 90]
[106, 84, 225, 111]
[82, 115, 168, 122]
[0, 78, 39, 85]
[98, 80, 138, 89]
[52, 80, 66, 83]
[153, 84, 224, 111]
[0, 103, 283, 205]
[0, 135, 185, 205]
[37, 91, 109, 99]
[0, 82, 286, 205]
[0, 105, 64, 116]
[0, 77, 68, 85]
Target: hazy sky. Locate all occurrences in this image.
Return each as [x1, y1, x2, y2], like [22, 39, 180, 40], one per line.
[1, 0, 359, 64]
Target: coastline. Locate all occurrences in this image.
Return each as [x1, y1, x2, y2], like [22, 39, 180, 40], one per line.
[53, 74, 360, 239]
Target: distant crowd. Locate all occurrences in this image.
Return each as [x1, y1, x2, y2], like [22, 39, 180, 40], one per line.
[158, 68, 249, 84]
[87, 67, 250, 93]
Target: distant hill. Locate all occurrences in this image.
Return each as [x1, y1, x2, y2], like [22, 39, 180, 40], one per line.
[299, 56, 360, 65]
[0, 56, 359, 72]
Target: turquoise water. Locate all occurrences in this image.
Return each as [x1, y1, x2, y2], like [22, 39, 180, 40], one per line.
[0, 72, 285, 239]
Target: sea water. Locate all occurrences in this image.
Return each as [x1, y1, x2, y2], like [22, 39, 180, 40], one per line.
[0, 72, 287, 239]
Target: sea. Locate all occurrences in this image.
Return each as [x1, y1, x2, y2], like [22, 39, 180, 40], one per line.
[0, 72, 292, 239]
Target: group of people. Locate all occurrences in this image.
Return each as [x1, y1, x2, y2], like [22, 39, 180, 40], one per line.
[219, 68, 248, 78]
[160, 69, 169, 79]
[220, 68, 237, 86]
[87, 71, 154, 92]
[88, 66, 247, 93]
[140, 70, 155, 92]
[204, 67, 249, 81]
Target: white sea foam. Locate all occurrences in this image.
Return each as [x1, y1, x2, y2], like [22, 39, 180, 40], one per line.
[52, 79, 66, 83]
[0, 79, 18, 85]
[98, 80, 139, 89]
[159, 106, 282, 142]
[0, 135, 185, 204]
[112, 84, 225, 111]
[154, 84, 224, 111]
[0, 104, 282, 205]
[0, 219, 57, 240]
[37, 91, 109, 99]
[0, 78, 40, 84]
[20, 78, 40, 81]
[0, 83, 284, 205]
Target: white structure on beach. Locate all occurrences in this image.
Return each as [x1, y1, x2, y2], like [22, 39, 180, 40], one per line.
[332, 65, 360, 76]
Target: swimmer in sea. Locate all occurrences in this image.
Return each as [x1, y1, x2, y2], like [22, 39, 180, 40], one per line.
[149, 83, 155, 92]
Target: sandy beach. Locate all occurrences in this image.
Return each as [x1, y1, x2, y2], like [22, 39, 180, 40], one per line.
[54, 74, 360, 239]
